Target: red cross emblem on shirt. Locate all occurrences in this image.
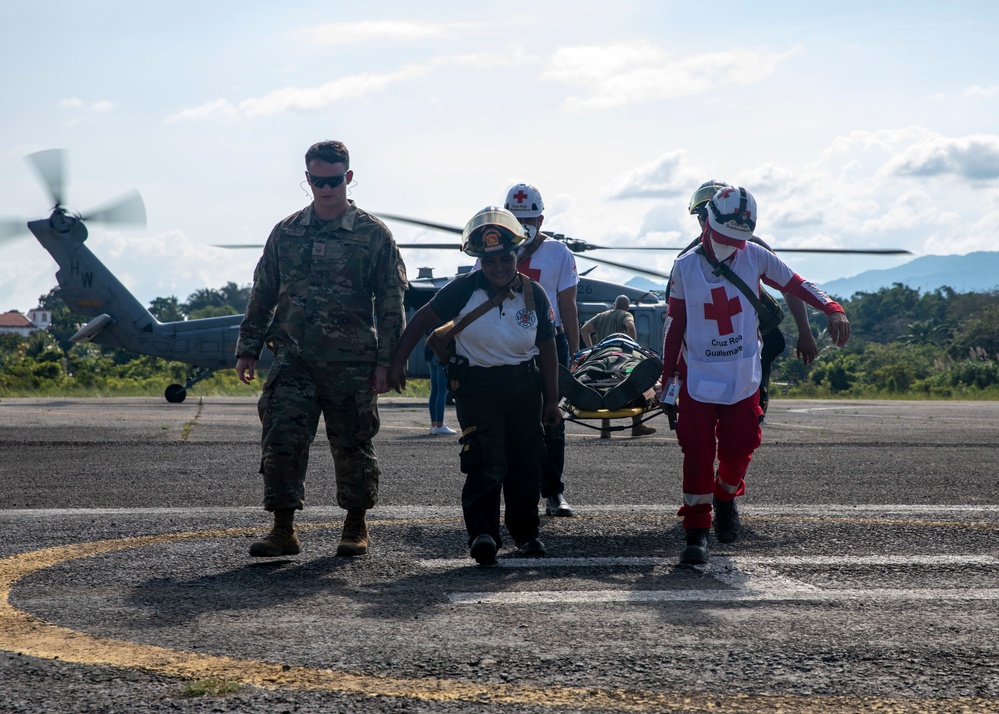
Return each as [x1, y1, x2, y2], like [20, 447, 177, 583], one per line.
[512, 190, 529, 204]
[518, 258, 542, 283]
[704, 286, 742, 335]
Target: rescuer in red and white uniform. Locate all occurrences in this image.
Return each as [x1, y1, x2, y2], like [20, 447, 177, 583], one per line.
[660, 186, 850, 564]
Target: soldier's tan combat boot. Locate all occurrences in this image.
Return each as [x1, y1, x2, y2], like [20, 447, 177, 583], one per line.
[336, 508, 369, 557]
[249, 508, 300, 557]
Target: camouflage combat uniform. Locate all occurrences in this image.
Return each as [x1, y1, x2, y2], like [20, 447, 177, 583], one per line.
[236, 201, 408, 512]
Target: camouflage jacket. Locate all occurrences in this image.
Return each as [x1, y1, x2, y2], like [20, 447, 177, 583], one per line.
[236, 201, 408, 364]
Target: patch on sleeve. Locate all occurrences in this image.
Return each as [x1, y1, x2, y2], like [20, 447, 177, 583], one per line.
[396, 260, 409, 287]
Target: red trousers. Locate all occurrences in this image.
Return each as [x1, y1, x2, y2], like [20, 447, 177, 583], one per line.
[674, 379, 763, 530]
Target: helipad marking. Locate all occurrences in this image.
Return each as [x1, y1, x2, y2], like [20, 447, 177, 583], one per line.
[3, 521, 999, 712]
[418, 555, 999, 569]
[447, 588, 999, 605]
[429, 553, 999, 604]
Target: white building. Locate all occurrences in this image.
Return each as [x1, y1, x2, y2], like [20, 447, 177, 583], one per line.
[0, 308, 52, 337]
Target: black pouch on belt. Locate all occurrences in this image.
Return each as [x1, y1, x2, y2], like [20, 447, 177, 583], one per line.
[445, 354, 469, 393]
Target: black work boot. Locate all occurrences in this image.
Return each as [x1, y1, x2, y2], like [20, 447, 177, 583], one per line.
[713, 497, 742, 544]
[249, 508, 300, 557]
[680, 528, 709, 564]
[336, 509, 369, 557]
[470, 534, 498, 565]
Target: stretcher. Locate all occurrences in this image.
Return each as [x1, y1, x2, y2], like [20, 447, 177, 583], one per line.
[561, 398, 670, 438]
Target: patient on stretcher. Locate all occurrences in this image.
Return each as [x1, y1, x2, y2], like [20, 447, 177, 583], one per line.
[558, 334, 664, 412]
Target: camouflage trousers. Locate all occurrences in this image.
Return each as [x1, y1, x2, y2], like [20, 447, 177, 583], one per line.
[257, 350, 380, 512]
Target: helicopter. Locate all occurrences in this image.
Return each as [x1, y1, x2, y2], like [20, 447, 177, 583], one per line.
[2, 150, 910, 402]
[0, 149, 251, 403]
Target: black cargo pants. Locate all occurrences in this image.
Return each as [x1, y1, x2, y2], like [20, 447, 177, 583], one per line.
[453, 360, 546, 548]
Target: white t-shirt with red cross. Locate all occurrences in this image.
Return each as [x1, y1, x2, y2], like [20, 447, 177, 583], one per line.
[515, 240, 578, 328]
[670, 244, 799, 404]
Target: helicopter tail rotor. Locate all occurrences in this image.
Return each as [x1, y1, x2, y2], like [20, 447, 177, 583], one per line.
[80, 189, 147, 227]
[27, 149, 68, 208]
[2, 150, 147, 243]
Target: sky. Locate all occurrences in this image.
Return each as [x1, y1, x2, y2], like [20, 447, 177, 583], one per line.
[1, 0, 998, 312]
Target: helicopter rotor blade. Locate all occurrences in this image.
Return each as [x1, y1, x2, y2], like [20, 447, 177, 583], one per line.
[0, 218, 30, 243]
[573, 253, 672, 280]
[26, 149, 67, 207]
[211, 242, 465, 250]
[376, 214, 464, 235]
[768, 247, 911, 255]
[563, 240, 911, 255]
[80, 190, 147, 227]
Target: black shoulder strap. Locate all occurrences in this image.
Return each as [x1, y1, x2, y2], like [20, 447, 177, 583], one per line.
[695, 246, 771, 321]
[441, 284, 511, 342]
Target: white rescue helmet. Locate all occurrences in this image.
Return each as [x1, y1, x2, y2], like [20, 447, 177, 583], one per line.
[504, 183, 545, 219]
[706, 186, 757, 241]
[689, 179, 731, 215]
[461, 207, 529, 257]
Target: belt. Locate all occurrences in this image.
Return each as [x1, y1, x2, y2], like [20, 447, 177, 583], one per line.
[556, 326, 565, 334]
[466, 359, 537, 380]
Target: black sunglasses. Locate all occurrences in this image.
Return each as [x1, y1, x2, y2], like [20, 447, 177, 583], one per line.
[307, 171, 348, 189]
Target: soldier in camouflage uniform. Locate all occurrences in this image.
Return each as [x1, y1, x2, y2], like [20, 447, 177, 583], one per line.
[235, 140, 408, 558]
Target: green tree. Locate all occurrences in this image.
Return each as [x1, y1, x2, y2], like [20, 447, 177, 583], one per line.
[183, 282, 250, 317]
[37, 287, 81, 351]
[148, 296, 184, 322]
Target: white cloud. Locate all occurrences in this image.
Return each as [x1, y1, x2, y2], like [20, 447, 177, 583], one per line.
[614, 126, 999, 268]
[886, 134, 999, 181]
[541, 41, 797, 111]
[296, 21, 478, 44]
[59, 97, 116, 112]
[606, 150, 695, 199]
[960, 85, 999, 100]
[164, 51, 533, 122]
[165, 98, 238, 122]
[931, 85, 999, 101]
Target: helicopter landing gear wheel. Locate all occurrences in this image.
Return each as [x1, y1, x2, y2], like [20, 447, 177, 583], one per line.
[165, 384, 187, 403]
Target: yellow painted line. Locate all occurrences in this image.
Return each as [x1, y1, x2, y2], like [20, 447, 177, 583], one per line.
[2, 525, 998, 712]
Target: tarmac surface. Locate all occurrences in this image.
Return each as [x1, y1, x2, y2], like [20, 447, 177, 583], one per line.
[0, 396, 997, 713]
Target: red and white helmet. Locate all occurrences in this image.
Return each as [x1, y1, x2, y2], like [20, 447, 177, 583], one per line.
[706, 186, 757, 241]
[504, 183, 544, 219]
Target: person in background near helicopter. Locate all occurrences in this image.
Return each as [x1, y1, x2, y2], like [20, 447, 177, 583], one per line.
[387, 207, 559, 565]
[503, 183, 579, 517]
[424, 326, 457, 435]
[578, 294, 658, 436]
[661, 186, 849, 565]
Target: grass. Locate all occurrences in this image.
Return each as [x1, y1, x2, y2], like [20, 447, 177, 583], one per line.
[179, 678, 239, 697]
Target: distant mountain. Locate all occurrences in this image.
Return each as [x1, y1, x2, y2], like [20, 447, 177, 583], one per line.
[823, 252, 999, 298]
